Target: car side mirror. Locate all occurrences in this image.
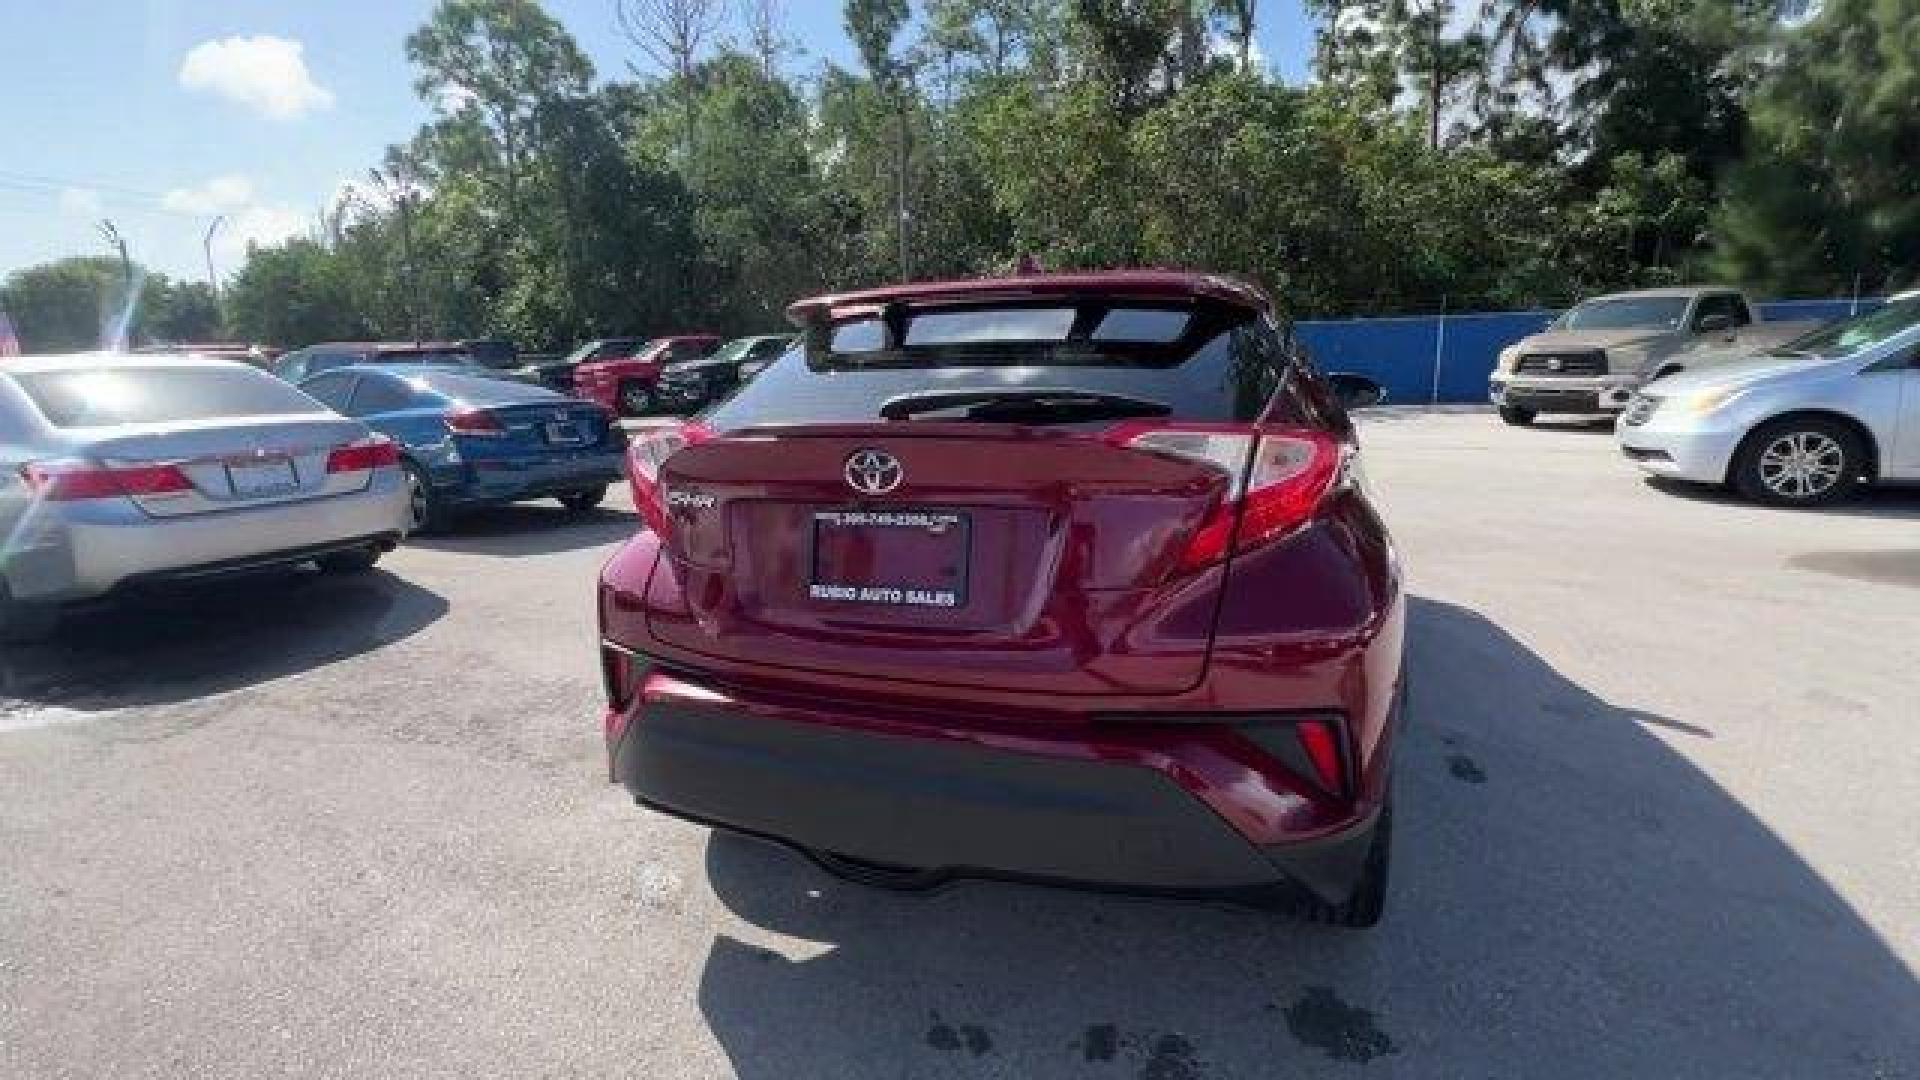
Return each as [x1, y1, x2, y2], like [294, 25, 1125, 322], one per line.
[1327, 373, 1385, 410]
[1696, 313, 1737, 334]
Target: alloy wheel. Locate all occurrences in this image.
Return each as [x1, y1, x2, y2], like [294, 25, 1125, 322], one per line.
[1757, 431, 1844, 500]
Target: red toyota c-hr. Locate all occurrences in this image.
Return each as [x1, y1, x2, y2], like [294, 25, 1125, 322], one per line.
[599, 271, 1406, 925]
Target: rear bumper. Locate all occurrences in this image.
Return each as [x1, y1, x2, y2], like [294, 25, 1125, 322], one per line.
[441, 452, 625, 507]
[610, 666, 1388, 906]
[6, 469, 410, 601]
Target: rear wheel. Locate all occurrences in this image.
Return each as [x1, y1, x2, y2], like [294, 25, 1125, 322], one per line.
[404, 461, 451, 534]
[559, 486, 607, 512]
[1298, 799, 1392, 928]
[618, 380, 656, 417]
[1498, 405, 1536, 426]
[315, 546, 382, 574]
[1731, 417, 1864, 506]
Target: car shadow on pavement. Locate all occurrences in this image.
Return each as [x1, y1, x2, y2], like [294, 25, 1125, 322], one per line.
[0, 567, 445, 713]
[405, 504, 638, 558]
[683, 596, 1917, 1078]
[1643, 475, 1920, 520]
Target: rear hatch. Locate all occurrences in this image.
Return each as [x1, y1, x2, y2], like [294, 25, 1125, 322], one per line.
[639, 296, 1286, 696]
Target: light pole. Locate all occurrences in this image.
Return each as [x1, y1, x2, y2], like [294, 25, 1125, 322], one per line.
[203, 215, 225, 300]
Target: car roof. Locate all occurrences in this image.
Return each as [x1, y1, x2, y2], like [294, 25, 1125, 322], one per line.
[336, 363, 477, 379]
[785, 270, 1275, 325]
[1, 352, 248, 374]
[1586, 287, 1740, 301]
[304, 340, 470, 353]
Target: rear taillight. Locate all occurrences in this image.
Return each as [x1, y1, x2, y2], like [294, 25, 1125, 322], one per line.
[1103, 421, 1342, 571]
[1291, 716, 1347, 795]
[626, 421, 713, 535]
[325, 434, 400, 473]
[20, 459, 192, 501]
[445, 407, 503, 436]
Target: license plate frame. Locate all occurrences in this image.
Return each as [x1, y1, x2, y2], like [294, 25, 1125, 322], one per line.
[224, 456, 298, 498]
[807, 508, 970, 610]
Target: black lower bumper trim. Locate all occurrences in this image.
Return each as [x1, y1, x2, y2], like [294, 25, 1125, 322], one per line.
[616, 697, 1380, 904]
[113, 531, 401, 591]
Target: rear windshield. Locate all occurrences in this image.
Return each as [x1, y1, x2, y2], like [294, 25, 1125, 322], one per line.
[379, 349, 473, 365]
[13, 365, 327, 428]
[705, 304, 1283, 431]
[408, 370, 560, 404]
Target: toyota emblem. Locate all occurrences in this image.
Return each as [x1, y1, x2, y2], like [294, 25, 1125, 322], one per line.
[844, 449, 903, 495]
[1546, 356, 1564, 372]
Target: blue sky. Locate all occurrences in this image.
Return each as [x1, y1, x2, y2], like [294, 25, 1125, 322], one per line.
[0, 0, 1317, 284]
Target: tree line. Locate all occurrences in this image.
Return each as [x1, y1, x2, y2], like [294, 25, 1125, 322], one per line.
[4, 0, 1916, 353]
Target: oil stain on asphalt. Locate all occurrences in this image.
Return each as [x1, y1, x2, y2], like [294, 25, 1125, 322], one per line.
[1069, 1025, 1205, 1077]
[1447, 753, 1487, 784]
[1283, 986, 1399, 1063]
[925, 1012, 994, 1057]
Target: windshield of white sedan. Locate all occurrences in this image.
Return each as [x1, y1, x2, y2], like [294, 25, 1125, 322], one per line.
[1558, 297, 1690, 330]
[1774, 297, 1920, 358]
[14, 366, 323, 427]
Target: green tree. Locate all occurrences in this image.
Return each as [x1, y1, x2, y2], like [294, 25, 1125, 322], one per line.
[1715, 0, 1920, 295]
[405, 0, 593, 219]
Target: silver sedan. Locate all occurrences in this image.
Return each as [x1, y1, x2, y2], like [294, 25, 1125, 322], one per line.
[1, 355, 411, 640]
[1617, 297, 1920, 505]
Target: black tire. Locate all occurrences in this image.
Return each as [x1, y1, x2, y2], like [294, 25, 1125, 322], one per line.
[1298, 799, 1392, 928]
[403, 461, 451, 534]
[617, 380, 656, 417]
[1498, 405, 1536, 426]
[1731, 416, 1865, 507]
[559, 486, 607, 512]
[315, 546, 382, 574]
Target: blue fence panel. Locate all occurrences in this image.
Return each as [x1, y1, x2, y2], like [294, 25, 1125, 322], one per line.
[1298, 298, 1882, 405]
[1297, 311, 1556, 405]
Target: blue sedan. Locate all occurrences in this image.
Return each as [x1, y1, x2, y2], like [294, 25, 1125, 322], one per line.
[299, 365, 626, 532]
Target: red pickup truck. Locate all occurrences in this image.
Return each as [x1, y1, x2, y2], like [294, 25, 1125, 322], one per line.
[573, 335, 720, 416]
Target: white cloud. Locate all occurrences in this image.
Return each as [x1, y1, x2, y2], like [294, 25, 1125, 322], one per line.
[214, 204, 309, 268]
[58, 187, 102, 219]
[161, 174, 256, 215]
[178, 35, 334, 121]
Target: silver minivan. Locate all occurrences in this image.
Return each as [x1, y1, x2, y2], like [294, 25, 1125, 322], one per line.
[1617, 297, 1920, 505]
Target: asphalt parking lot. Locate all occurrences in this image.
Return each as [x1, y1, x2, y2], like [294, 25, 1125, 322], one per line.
[2, 411, 1915, 1079]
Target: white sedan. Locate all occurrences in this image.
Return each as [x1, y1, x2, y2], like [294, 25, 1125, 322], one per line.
[1, 354, 411, 640]
[1618, 297, 1920, 505]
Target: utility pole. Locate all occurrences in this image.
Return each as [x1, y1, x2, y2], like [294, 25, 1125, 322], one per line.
[1426, 1, 1443, 150]
[203, 215, 225, 301]
[896, 107, 911, 283]
[370, 165, 423, 342]
[97, 219, 134, 350]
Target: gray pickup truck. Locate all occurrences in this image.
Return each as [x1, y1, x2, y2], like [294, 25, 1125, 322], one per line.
[1488, 287, 1824, 425]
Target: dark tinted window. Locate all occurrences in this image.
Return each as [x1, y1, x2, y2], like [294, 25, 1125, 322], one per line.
[377, 349, 471, 366]
[705, 306, 1284, 431]
[1693, 293, 1751, 330]
[15, 365, 327, 427]
[410, 370, 562, 404]
[301, 372, 358, 412]
[347, 373, 418, 415]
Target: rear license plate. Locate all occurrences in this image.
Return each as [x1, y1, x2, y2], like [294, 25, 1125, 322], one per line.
[809, 509, 969, 609]
[545, 421, 585, 445]
[225, 457, 298, 498]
